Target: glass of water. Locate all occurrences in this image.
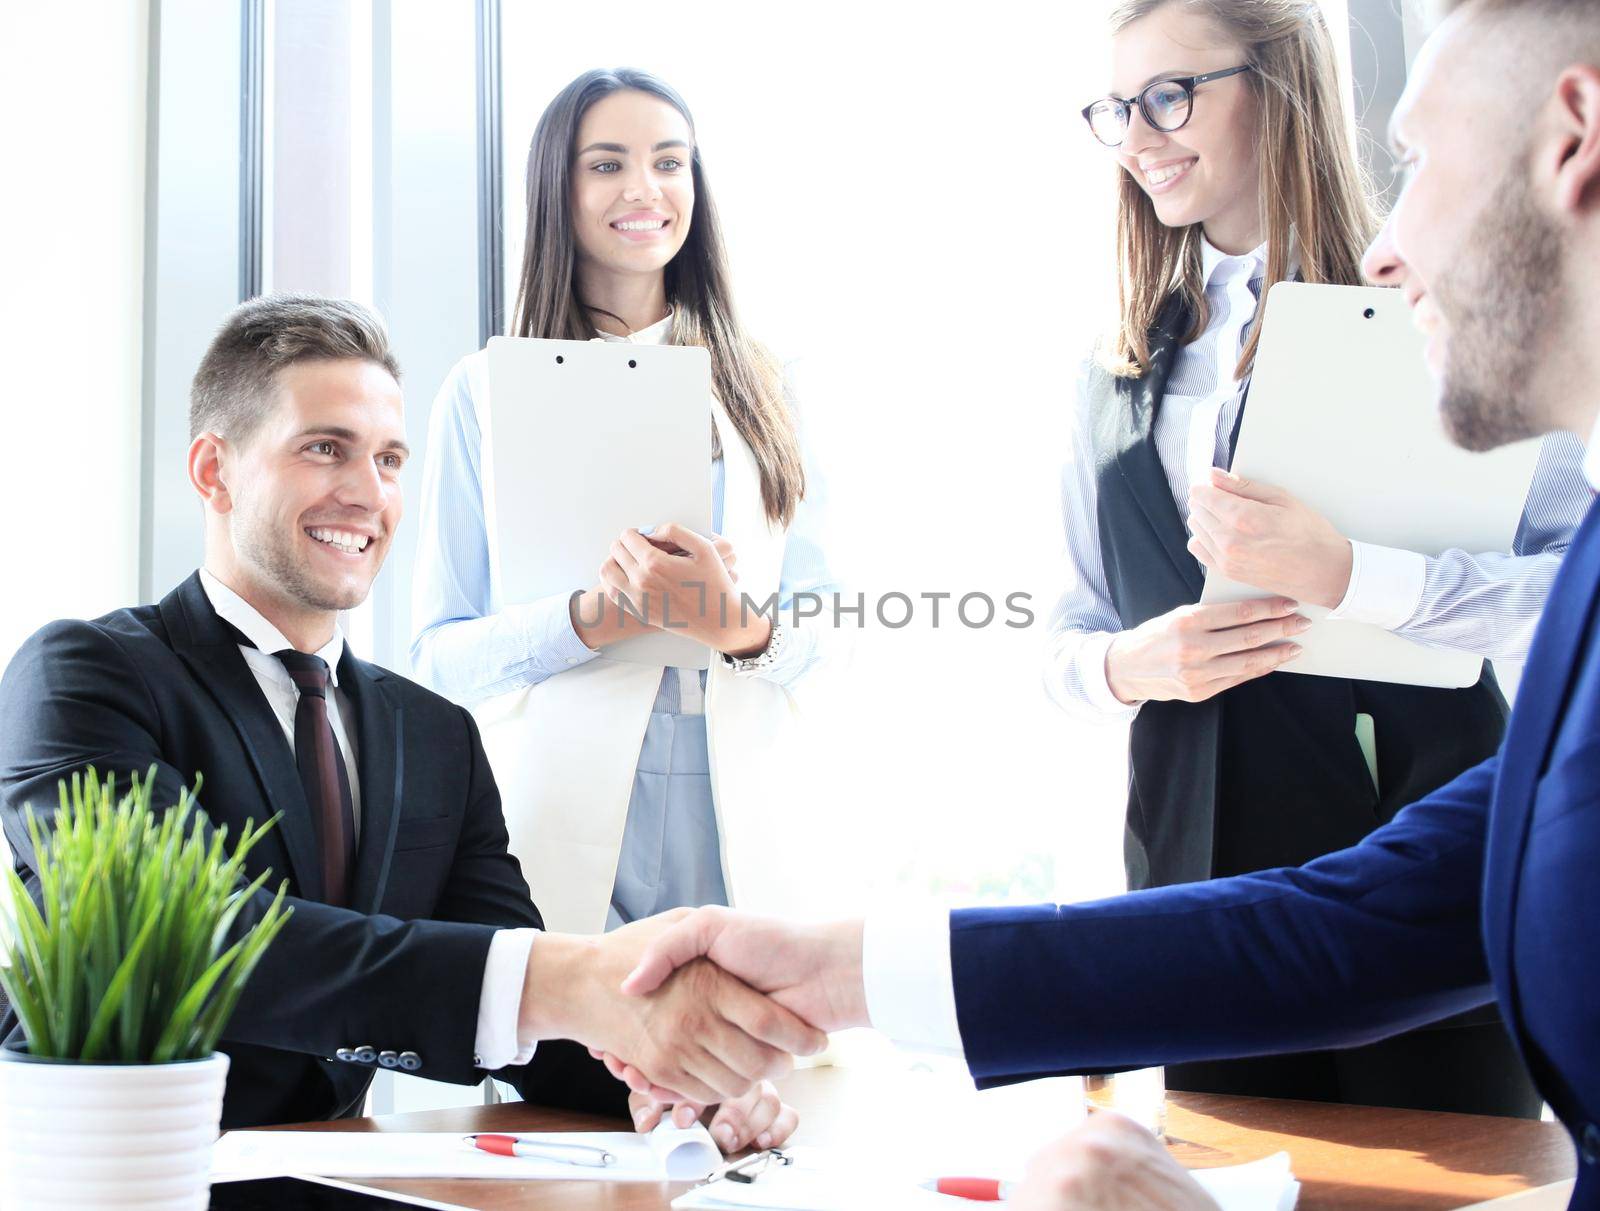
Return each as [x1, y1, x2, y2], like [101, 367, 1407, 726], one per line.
[1083, 1067, 1167, 1137]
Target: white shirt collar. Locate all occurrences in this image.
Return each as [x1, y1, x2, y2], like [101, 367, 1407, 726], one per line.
[199, 568, 345, 684]
[1584, 410, 1600, 492]
[1201, 234, 1269, 288]
[594, 309, 674, 346]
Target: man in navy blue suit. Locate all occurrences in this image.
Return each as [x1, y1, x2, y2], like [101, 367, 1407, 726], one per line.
[610, 0, 1600, 1205]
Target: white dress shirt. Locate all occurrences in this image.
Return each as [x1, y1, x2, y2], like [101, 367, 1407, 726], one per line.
[862, 908, 965, 1054]
[199, 570, 536, 1071]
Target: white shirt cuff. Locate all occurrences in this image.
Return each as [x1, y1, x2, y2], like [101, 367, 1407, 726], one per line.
[738, 619, 814, 688]
[1326, 541, 1427, 630]
[1077, 631, 1140, 717]
[474, 928, 539, 1070]
[862, 909, 963, 1055]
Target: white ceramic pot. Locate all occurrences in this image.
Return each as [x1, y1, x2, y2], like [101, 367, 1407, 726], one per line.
[0, 1043, 229, 1210]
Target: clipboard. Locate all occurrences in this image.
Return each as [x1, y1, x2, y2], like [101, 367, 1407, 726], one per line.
[483, 335, 713, 669]
[1199, 282, 1543, 688]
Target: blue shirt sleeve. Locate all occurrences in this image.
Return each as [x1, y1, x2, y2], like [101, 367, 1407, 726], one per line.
[1394, 432, 1591, 658]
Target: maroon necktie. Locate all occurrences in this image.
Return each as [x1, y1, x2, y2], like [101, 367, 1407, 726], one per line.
[274, 650, 356, 907]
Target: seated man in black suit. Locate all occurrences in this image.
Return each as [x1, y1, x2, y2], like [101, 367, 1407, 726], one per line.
[0, 294, 825, 1132]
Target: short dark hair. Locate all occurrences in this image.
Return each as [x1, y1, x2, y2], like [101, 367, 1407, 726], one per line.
[189, 294, 401, 444]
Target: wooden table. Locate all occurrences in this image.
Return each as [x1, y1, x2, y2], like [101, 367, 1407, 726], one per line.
[266, 1066, 1576, 1210]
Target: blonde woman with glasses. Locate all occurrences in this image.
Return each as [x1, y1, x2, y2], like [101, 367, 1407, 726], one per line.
[1046, 0, 1589, 1113]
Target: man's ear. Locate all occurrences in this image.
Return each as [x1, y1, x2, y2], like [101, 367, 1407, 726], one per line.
[187, 432, 234, 515]
[1549, 64, 1600, 216]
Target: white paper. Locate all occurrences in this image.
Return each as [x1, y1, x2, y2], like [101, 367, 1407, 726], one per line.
[671, 1146, 1297, 1211]
[211, 1123, 720, 1183]
[670, 1149, 950, 1211]
[1454, 1184, 1577, 1211]
[1190, 1151, 1300, 1211]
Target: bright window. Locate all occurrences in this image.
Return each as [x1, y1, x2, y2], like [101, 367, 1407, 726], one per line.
[499, 1, 1355, 915]
[502, 3, 1119, 914]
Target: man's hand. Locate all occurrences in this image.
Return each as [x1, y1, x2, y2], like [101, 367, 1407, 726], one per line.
[1014, 1114, 1219, 1211]
[1187, 468, 1354, 609]
[628, 1080, 799, 1153]
[622, 907, 869, 1031]
[518, 914, 828, 1106]
[598, 909, 867, 1100]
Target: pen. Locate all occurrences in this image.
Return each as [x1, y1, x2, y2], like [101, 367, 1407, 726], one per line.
[921, 1176, 1016, 1201]
[463, 1134, 617, 1167]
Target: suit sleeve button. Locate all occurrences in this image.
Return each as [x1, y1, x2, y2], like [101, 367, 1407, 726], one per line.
[353, 1045, 377, 1065]
[335, 1048, 355, 1063]
[378, 1050, 400, 1069]
[399, 1051, 422, 1072]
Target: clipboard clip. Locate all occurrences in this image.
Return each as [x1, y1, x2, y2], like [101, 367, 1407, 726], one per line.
[717, 1147, 794, 1184]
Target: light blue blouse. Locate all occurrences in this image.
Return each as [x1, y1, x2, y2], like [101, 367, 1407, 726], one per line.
[410, 329, 839, 928]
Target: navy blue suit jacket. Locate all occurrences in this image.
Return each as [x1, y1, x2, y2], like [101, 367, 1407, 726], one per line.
[953, 497, 1600, 1205]
[0, 573, 627, 1128]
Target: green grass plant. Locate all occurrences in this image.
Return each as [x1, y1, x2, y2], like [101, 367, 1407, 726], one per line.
[0, 767, 292, 1063]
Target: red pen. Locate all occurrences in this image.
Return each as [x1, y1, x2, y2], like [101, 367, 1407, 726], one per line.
[922, 1176, 1016, 1201]
[463, 1133, 616, 1167]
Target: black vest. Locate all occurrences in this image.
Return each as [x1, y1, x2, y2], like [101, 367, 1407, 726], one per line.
[1087, 295, 1509, 889]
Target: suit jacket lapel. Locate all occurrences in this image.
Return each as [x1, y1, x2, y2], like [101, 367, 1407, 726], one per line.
[1484, 497, 1600, 1025]
[160, 573, 324, 901]
[339, 652, 403, 915]
[1112, 294, 1207, 599]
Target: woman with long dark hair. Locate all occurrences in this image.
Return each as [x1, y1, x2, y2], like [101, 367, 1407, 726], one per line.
[1047, 0, 1590, 1113]
[411, 68, 834, 1148]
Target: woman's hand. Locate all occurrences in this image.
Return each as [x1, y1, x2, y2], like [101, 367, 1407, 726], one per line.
[644, 528, 739, 579]
[598, 523, 771, 656]
[1187, 468, 1354, 609]
[572, 529, 743, 650]
[1105, 597, 1310, 705]
[627, 1080, 798, 1154]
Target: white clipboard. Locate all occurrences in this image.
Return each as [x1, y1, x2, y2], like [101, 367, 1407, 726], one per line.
[1199, 282, 1543, 688]
[483, 335, 713, 669]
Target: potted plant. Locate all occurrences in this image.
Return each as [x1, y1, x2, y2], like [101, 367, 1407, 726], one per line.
[0, 768, 291, 1210]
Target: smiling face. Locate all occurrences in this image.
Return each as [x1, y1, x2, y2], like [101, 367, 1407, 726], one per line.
[206, 358, 407, 630]
[1361, 14, 1571, 451]
[569, 89, 695, 285]
[1105, 3, 1262, 252]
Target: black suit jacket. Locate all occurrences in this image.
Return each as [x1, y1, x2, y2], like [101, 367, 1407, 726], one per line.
[0, 572, 628, 1128]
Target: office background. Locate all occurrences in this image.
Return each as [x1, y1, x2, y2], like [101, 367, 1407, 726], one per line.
[0, 0, 1419, 1107]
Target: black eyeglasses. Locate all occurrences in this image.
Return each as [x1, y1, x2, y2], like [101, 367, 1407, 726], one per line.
[1081, 64, 1254, 147]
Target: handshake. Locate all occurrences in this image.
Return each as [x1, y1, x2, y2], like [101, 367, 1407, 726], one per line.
[518, 908, 867, 1109]
[518, 907, 1222, 1211]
